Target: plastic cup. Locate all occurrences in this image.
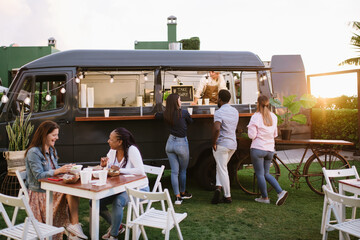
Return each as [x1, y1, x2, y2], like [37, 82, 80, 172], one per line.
[210, 107, 215, 115]
[98, 170, 108, 185]
[187, 108, 193, 115]
[80, 170, 92, 184]
[204, 98, 210, 105]
[104, 109, 110, 117]
[197, 99, 202, 105]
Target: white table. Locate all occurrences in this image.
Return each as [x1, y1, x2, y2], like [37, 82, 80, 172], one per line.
[40, 174, 147, 240]
[338, 179, 360, 240]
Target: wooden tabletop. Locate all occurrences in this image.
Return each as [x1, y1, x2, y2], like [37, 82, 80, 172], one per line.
[275, 139, 354, 146]
[39, 174, 146, 192]
[75, 113, 254, 121]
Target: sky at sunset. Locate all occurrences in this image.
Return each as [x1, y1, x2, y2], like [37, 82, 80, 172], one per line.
[1, 0, 359, 97]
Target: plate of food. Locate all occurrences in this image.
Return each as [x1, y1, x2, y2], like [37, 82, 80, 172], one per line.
[70, 165, 83, 174]
[62, 173, 80, 184]
[108, 165, 120, 177]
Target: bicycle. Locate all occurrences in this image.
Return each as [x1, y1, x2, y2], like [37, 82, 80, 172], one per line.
[234, 139, 353, 195]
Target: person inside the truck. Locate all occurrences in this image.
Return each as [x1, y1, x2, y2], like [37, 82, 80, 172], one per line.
[211, 90, 238, 204]
[96, 127, 149, 240]
[25, 120, 87, 240]
[247, 95, 288, 206]
[192, 71, 227, 105]
[155, 93, 193, 205]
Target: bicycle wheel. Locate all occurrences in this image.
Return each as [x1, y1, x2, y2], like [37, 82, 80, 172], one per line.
[236, 154, 281, 195]
[304, 150, 350, 195]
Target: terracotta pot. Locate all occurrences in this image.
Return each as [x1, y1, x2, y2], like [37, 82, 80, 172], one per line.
[280, 129, 292, 140]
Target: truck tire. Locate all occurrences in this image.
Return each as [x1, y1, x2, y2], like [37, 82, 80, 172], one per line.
[197, 151, 238, 191]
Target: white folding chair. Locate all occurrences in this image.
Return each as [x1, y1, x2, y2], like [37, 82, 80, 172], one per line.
[141, 164, 165, 211]
[125, 187, 187, 240]
[322, 185, 360, 240]
[321, 166, 359, 234]
[0, 193, 64, 240]
[12, 170, 30, 226]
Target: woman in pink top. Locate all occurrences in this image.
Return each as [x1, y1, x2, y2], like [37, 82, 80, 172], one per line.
[247, 95, 288, 206]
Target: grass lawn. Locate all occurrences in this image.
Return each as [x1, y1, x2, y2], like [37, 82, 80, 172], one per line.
[1, 160, 359, 240]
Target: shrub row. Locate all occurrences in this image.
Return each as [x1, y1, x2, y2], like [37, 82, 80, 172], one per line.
[314, 95, 357, 109]
[311, 108, 358, 146]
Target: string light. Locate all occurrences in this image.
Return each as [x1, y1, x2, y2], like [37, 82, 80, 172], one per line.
[144, 73, 148, 81]
[173, 75, 178, 82]
[60, 87, 66, 94]
[205, 76, 209, 84]
[110, 75, 114, 83]
[24, 96, 31, 105]
[79, 72, 84, 79]
[75, 76, 80, 83]
[1, 91, 8, 103]
[45, 92, 52, 101]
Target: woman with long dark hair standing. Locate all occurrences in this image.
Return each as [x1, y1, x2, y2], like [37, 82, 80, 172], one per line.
[25, 120, 87, 240]
[247, 95, 288, 206]
[98, 127, 149, 240]
[156, 93, 193, 205]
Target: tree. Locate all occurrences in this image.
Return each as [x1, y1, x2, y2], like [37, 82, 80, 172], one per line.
[179, 37, 200, 50]
[339, 21, 360, 66]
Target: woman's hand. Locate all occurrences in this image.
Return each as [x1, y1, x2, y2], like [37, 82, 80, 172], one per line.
[54, 164, 74, 175]
[100, 157, 109, 167]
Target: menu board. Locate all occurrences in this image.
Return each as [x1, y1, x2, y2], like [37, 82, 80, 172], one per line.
[171, 85, 194, 102]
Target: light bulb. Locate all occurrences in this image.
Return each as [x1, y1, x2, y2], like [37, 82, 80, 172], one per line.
[173, 75, 178, 82]
[110, 75, 114, 83]
[144, 74, 148, 81]
[262, 74, 267, 81]
[45, 93, 51, 101]
[79, 72, 84, 79]
[75, 77, 80, 83]
[24, 97, 31, 105]
[1, 94, 8, 103]
[60, 87, 66, 94]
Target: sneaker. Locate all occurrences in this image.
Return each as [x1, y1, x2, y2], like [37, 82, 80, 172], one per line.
[180, 191, 192, 199]
[64, 229, 81, 240]
[276, 190, 288, 206]
[102, 225, 125, 240]
[211, 188, 221, 204]
[220, 197, 232, 204]
[174, 196, 183, 205]
[255, 198, 270, 204]
[66, 223, 88, 239]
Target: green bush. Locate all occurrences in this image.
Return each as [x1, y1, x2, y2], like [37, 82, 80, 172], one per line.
[311, 108, 358, 144]
[314, 95, 357, 109]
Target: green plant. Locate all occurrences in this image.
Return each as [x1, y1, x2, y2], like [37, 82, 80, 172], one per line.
[270, 94, 317, 128]
[5, 105, 34, 151]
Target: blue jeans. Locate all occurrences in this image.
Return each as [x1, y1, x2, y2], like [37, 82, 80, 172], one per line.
[165, 135, 189, 196]
[250, 148, 282, 198]
[91, 186, 149, 237]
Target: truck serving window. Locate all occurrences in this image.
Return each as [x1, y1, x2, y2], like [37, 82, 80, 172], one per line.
[78, 71, 154, 108]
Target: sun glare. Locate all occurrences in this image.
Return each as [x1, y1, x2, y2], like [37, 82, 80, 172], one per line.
[310, 73, 357, 98]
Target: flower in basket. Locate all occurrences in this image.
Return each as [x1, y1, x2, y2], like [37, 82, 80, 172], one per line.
[269, 94, 317, 129]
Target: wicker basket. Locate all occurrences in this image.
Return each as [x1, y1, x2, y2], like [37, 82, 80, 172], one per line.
[3, 150, 26, 169]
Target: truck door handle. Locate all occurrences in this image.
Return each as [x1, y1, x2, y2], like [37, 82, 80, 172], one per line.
[57, 119, 70, 124]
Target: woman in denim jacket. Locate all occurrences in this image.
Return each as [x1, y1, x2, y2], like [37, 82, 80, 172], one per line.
[25, 120, 87, 240]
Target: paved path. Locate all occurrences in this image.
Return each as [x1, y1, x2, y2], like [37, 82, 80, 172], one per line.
[276, 149, 360, 164]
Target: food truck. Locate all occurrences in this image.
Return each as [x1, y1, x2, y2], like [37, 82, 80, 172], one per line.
[0, 50, 307, 189]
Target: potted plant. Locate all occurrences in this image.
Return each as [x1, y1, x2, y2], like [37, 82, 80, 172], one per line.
[270, 94, 316, 140]
[3, 106, 34, 170]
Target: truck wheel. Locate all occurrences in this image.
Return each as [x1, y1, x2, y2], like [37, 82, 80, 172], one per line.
[197, 152, 238, 191]
[198, 154, 216, 191]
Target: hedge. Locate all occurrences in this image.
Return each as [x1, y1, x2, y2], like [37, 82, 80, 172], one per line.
[311, 108, 358, 145]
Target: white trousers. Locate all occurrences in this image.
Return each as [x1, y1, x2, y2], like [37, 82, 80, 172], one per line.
[213, 145, 235, 198]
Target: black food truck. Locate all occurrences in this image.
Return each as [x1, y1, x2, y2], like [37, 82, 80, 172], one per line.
[0, 50, 308, 190]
